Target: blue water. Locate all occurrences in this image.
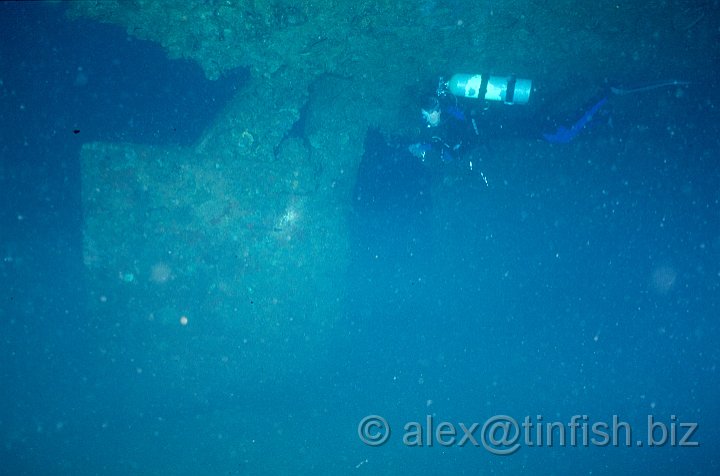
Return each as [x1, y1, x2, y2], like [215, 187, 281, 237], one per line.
[2, 2, 719, 475]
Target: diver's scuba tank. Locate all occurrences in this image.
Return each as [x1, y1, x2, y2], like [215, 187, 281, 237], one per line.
[445, 73, 532, 105]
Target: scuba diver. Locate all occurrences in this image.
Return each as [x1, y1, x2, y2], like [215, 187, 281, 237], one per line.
[408, 73, 532, 178]
[408, 73, 689, 169]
